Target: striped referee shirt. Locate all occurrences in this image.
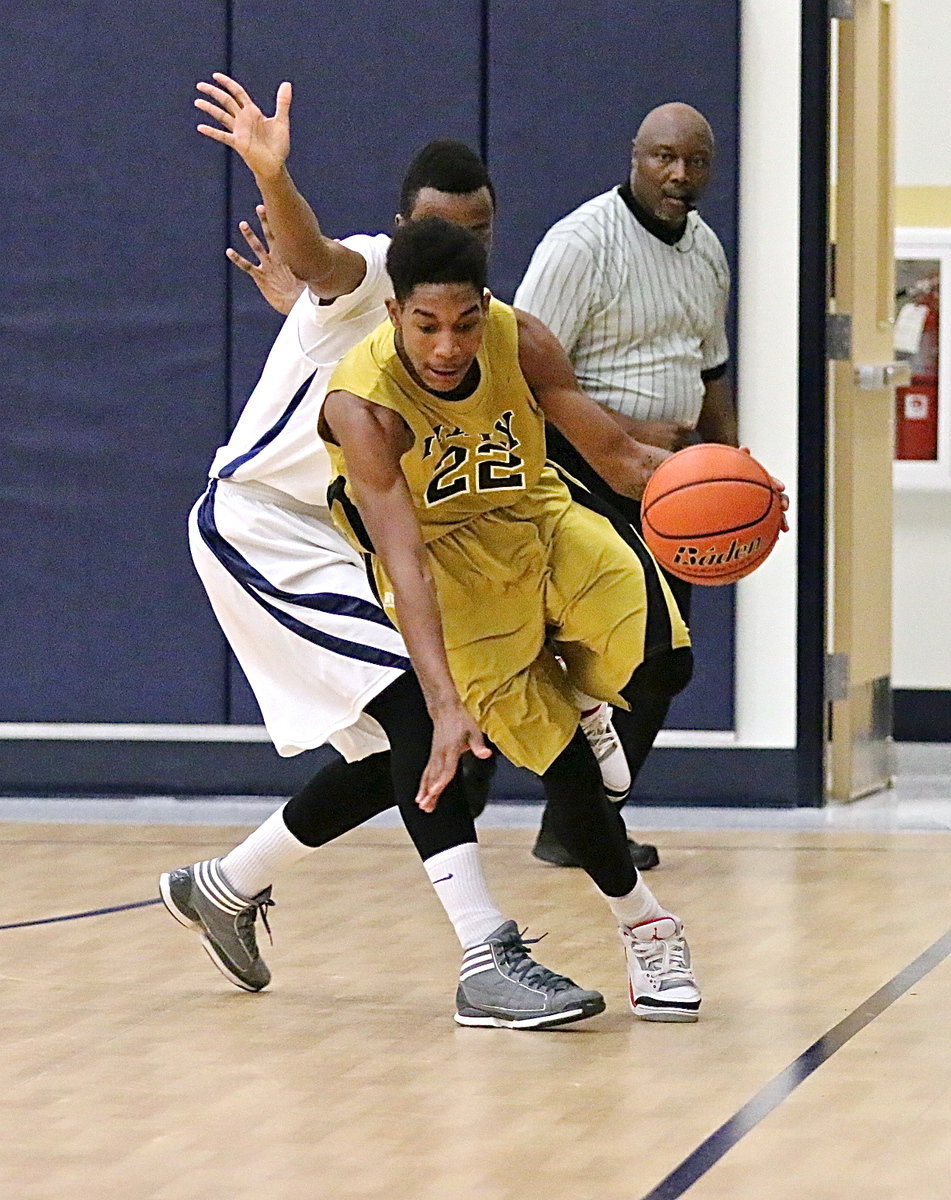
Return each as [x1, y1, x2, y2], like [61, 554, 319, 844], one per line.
[513, 185, 730, 426]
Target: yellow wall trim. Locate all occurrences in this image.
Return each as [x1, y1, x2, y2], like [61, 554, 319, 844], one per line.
[896, 186, 951, 227]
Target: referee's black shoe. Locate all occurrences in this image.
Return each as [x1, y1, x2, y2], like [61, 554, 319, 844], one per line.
[531, 803, 660, 871]
[532, 829, 660, 871]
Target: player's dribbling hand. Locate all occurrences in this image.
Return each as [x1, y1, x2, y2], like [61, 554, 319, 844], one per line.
[416, 706, 492, 813]
[773, 480, 790, 532]
[739, 446, 790, 532]
[226, 205, 305, 315]
[195, 73, 292, 181]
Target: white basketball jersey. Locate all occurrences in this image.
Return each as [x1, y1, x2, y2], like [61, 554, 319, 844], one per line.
[208, 233, 393, 507]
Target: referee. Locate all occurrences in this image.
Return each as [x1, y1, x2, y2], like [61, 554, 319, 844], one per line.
[514, 101, 738, 868]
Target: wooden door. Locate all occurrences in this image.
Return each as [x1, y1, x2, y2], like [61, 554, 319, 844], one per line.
[828, 0, 899, 799]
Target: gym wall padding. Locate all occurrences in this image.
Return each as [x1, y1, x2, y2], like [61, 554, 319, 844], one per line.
[0, 4, 228, 722]
[487, 0, 740, 730]
[224, 0, 484, 723]
[1, 0, 741, 790]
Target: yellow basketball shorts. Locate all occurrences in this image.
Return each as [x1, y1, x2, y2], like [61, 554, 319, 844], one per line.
[374, 468, 690, 775]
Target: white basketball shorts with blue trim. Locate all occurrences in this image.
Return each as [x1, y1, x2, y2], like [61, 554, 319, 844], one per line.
[188, 478, 410, 760]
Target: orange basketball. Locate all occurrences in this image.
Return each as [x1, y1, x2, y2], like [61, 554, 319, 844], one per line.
[640, 444, 783, 585]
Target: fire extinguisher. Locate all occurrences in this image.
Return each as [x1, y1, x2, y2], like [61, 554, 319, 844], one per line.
[895, 271, 939, 461]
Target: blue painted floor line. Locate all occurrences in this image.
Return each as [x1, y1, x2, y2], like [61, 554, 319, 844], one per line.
[639, 924, 951, 1200]
[0, 897, 161, 931]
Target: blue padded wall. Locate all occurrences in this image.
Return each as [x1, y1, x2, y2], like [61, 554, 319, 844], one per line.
[487, 0, 740, 729]
[1, 0, 743, 788]
[0, 3, 228, 722]
[223, 0, 484, 723]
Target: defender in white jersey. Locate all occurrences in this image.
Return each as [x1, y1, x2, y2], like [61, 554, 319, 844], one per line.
[192, 229, 400, 761]
[514, 102, 739, 868]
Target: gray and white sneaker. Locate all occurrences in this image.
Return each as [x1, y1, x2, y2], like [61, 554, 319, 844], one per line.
[159, 859, 273, 992]
[579, 701, 631, 802]
[455, 921, 605, 1030]
[622, 916, 701, 1022]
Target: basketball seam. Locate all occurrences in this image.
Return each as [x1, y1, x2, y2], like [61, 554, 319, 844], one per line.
[645, 510, 778, 541]
[643, 475, 773, 518]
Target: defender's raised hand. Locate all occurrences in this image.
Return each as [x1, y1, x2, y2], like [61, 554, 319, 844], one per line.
[196, 72, 367, 301]
[195, 73, 291, 181]
[226, 205, 305, 315]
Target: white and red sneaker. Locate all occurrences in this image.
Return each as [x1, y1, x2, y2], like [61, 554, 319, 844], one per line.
[621, 916, 701, 1022]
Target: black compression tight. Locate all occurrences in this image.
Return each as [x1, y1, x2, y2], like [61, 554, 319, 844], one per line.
[282, 751, 394, 847]
[610, 645, 694, 795]
[541, 727, 637, 897]
[281, 671, 477, 862]
[539, 646, 694, 896]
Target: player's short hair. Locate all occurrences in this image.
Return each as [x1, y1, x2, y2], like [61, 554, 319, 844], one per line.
[386, 216, 487, 304]
[399, 139, 496, 215]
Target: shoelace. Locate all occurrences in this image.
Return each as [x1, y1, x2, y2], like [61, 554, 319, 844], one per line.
[236, 895, 275, 948]
[579, 707, 619, 762]
[632, 934, 690, 979]
[496, 929, 576, 993]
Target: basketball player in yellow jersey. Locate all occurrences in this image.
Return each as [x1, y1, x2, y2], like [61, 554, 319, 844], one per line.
[321, 216, 701, 1021]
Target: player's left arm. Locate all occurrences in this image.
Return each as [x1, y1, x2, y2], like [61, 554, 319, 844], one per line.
[696, 370, 739, 446]
[514, 308, 669, 499]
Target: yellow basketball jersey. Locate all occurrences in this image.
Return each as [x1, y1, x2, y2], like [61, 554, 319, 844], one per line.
[320, 296, 690, 775]
[324, 298, 546, 547]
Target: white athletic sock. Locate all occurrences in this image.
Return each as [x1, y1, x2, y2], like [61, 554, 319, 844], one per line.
[601, 876, 674, 929]
[423, 842, 505, 949]
[218, 807, 315, 898]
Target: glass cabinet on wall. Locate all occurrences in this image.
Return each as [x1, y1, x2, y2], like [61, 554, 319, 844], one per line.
[894, 228, 951, 489]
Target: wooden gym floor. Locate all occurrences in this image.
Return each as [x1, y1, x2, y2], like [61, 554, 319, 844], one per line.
[1, 787, 949, 1200]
